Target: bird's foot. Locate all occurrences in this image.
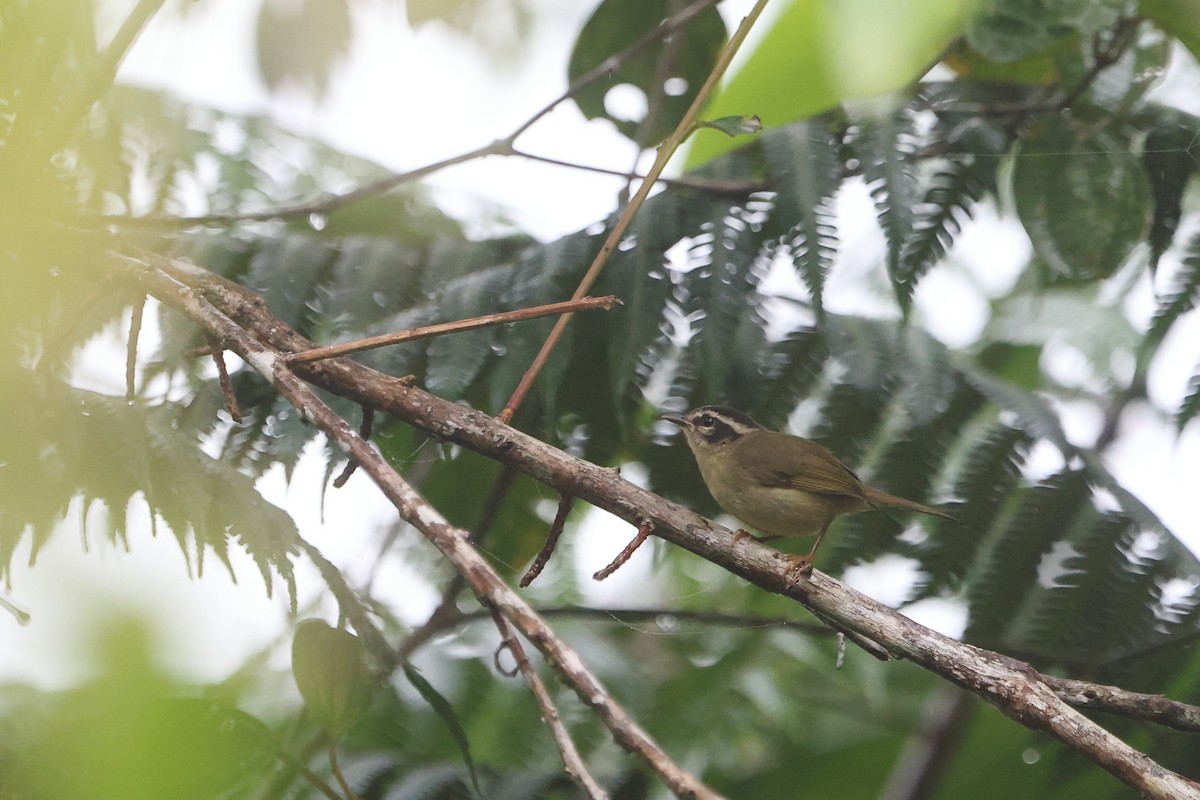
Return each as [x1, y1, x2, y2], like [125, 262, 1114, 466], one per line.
[783, 554, 815, 587]
[732, 529, 781, 545]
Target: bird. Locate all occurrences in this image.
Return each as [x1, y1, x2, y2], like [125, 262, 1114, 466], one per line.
[662, 405, 955, 578]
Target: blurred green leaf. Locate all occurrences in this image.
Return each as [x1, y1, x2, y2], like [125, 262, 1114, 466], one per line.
[403, 662, 481, 795]
[255, 0, 353, 97]
[568, 0, 727, 148]
[1012, 125, 1151, 281]
[686, 0, 974, 168]
[1141, 0, 1200, 60]
[292, 619, 376, 737]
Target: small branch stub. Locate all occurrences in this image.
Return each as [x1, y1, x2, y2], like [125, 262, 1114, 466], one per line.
[594, 518, 654, 581]
[521, 494, 574, 588]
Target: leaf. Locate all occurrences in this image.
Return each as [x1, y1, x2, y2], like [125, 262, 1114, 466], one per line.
[1012, 125, 1151, 281]
[1141, 0, 1200, 61]
[567, 0, 727, 148]
[1179, 365, 1200, 431]
[403, 663, 481, 796]
[291, 620, 376, 737]
[966, 0, 1122, 63]
[856, 105, 921, 311]
[424, 265, 512, 400]
[1141, 109, 1200, 273]
[1147, 230, 1200, 349]
[895, 119, 1006, 309]
[255, 0, 353, 97]
[699, 114, 763, 137]
[685, 0, 971, 168]
[761, 118, 842, 312]
[686, 204, 763, 399]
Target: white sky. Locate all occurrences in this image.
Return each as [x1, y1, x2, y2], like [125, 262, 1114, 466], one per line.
[3, 0, 1200, 687]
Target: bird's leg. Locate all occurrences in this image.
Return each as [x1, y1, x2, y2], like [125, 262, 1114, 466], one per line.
[732, 529, 782, 545]
[784, 518, 833, 586]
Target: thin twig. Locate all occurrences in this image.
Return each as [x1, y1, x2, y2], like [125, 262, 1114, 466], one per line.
[207, 336, 242, 422]
[491, 611, 610, 799]
[286, 296, 621, 365]
[126, 294, 145, 400]
[326, 741, 360, 800]
[333, 405, 374, 488]
[594, 518, 654, 581]
[499, 0, 772, 423]
[520, 494, 574, 588]
[511, 147, 765, 195]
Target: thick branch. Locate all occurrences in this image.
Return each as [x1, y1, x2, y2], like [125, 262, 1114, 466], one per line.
[119, 251, 719, 800]
[115, 252, 1200, 800]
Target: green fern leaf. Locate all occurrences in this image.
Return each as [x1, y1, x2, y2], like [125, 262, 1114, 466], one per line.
[857, 106, 920, 312]
[761, 120, 842, 312]
[1141, 110, 1200, 273]
[1147, 230, 1200, 349]
[964, 471, 1090, 650]
[920, 423, 1033, 593]
[895, 146, 998, 309]
[687, 204, 764, 399]
[1180, 366, 1200, 431]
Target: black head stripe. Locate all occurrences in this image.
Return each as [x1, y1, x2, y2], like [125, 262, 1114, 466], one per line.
[694, 405, 762, 430]
[688, 405, 763, 444]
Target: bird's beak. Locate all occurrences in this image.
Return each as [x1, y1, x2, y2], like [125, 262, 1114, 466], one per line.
[661, 414, 688, 428]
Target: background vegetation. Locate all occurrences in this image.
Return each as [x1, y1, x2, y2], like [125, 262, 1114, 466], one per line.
[3, 0, 1200, 798]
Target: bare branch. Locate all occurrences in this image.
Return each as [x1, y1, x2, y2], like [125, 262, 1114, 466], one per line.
[104, 0, 726, 231]
[333, 405, 374, 488]
[593, 517, 654, 581]
[491, 610, 610, 799]
[126, 294, 145, 400]
[114, 251, 1200, 800]
[521, 493, 574, 588]
[1044, 675, 1200, 733]
[286, 296, 621, 365]
[206, 336, 242, 422]
[121, 251, 721, 800]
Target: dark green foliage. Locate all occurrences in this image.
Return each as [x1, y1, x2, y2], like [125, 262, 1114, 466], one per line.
[1148, 231, 1200, 349]
[856, 106, 921, 306]
[1182, 367, 1200, 431]
[1143, 113, 1200, 274]
[761, 117, 842, 311]
[568, 0, 727, 148]
[1013, 123, 1151, 282]
[9, 4, 1200, 798]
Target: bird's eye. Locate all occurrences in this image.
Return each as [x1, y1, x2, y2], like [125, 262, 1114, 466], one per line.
[698, 414, 715, 428]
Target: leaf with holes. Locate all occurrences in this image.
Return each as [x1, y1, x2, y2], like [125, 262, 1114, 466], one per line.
[1012, 125, 1151, 281]
[568, 0, 726, 148]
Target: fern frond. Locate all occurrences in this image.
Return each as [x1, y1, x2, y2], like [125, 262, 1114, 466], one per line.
[964, 470, 1089, 650]
[761, 119, 842, 312]
[896, 154, 995, 309]
[686, 204, 765, 400]
[921, 423, 1033, 592]
[1147, 230, 1200, 349]
[1180, 366, 1200, 431]
[1141, 112, 1200, 273]
[856, 106, 920, 313]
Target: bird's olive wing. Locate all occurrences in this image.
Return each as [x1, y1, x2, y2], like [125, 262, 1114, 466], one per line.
[741, 433, 867, 499]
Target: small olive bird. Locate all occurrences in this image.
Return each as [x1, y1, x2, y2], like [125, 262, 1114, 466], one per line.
[663, 405, 955, 576]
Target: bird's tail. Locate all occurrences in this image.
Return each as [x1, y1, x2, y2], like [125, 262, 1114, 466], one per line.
[864, 486, 956, 522]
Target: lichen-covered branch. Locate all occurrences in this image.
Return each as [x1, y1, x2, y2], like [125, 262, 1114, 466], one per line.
[113, 250, 1200, 800]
